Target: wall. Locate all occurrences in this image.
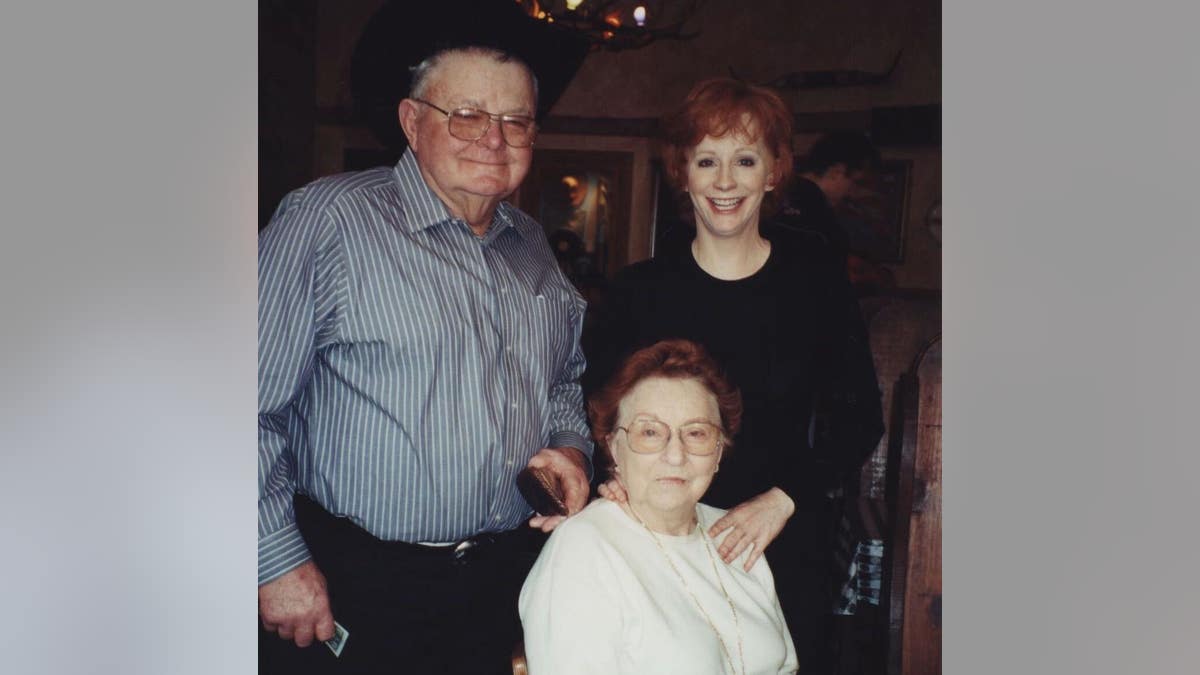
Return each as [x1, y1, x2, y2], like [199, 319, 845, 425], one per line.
[550, 0, 941, 290]
[297, 0, 941, 289]
[552, 0, 940, 118]
[260, 0, 317, 228]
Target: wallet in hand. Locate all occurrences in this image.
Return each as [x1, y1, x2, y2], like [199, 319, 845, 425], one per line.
[516, 465, 568, 516]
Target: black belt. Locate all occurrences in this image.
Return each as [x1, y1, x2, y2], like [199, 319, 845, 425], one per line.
[293, 493, 543, 566]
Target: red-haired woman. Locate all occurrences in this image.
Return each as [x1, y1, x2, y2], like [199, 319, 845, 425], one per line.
[520, 339, 798, 674]
[583, 77, 884, 673]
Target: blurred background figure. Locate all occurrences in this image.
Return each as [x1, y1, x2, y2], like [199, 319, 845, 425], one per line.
[778, 131, 897, 292]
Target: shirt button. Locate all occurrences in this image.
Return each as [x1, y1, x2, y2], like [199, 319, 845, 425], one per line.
[511, 402, 518, 409]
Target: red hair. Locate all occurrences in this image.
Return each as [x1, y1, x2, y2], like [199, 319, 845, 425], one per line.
[588, 339, 742, 471]
[660, 77, 795, 215]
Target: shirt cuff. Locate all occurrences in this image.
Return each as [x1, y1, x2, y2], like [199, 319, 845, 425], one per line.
[547, 430, 594, 481]
[258, 522, 312, 586]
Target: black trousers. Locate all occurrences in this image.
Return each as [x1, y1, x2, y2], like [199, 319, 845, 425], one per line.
[770, 509, 838, 675]
[260, 495, 546, 675]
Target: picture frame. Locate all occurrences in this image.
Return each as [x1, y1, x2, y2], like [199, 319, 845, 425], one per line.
[838, 158, 912, 263]
[519, 147, 633, 285]
[513, 134, 656, 290]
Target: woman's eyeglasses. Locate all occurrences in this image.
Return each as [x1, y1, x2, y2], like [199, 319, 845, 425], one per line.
[615, 418, 723, 456]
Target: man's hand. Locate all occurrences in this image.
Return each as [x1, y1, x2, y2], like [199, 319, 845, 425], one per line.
[707, 487, 796, 572]
[259, 560, 335, 648]
[525, 446, 590, 533]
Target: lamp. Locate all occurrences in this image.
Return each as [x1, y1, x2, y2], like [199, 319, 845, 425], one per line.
[514, 0, 703, 51]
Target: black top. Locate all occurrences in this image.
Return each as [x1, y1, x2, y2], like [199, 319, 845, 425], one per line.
[583, 224, 884, 515]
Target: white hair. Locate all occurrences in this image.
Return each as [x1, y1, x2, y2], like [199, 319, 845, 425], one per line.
[408, 45, 539, 107]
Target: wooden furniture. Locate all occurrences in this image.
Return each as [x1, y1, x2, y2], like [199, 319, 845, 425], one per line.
[883, 334, 942, 675]
[833, 293, 941, 675]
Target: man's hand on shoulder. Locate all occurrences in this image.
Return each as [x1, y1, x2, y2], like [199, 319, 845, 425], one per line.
[525, 446, 590, 533]
[259, 560, 335, 648]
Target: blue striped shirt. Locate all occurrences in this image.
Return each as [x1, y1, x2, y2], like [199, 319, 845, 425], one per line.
[258, 150, 592, 585]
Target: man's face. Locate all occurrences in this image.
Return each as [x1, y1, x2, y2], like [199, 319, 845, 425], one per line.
[399, 53, 535, 214]
[821, 164, 874, 207]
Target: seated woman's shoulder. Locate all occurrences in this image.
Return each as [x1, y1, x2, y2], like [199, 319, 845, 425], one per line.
[696, 503, 739, 545]
[546, 499, 629, 546]
[696, 502, 729, 524]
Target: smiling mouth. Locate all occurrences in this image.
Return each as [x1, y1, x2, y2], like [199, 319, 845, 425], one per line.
[464, 158, 509, 166]
[707, 197, 744, 211]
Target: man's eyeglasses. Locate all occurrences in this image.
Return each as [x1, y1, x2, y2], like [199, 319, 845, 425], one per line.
[411, 98, 537, 148]
[615, 418, 724, 456]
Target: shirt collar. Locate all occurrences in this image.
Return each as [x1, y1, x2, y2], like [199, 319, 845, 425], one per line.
[391, 149, 536, 241]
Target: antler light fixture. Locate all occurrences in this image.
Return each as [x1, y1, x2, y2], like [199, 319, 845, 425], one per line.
[514, 0, 704, 51]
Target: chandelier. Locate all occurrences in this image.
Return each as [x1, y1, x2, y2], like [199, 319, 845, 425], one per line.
[514, 0, 704, 51]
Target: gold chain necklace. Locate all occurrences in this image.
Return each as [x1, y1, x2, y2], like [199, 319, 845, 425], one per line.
[627, 503, 747, 675]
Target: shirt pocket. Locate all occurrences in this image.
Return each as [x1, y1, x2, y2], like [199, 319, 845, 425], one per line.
[526, 282, 581, 379]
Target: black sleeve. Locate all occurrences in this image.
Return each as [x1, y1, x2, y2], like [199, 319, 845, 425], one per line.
[581, 266, 637, 404]
[805, 250, 886, 498]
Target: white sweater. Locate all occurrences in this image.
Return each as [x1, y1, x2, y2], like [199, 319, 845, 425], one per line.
[519, 500, 798, 675]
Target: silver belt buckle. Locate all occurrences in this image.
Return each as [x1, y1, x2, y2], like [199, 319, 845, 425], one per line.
[452, 538, 476, 561]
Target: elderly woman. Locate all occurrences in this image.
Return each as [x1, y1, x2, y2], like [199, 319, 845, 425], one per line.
[519, 339, 797, 675]
[583, 78, 884, 673]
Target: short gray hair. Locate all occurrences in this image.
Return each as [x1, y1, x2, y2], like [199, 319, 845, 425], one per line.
[408, 45, 539, 109]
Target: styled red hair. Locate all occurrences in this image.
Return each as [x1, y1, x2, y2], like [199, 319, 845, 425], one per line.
[588, 339, 742, 471]
[660, 77, 795, 214]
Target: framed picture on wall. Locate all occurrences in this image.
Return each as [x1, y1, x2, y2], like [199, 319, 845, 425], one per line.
[516, 148, 634, 292]
[838, 158, 912, 263]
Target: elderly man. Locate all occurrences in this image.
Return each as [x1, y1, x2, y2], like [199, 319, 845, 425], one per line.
[257, 45, 592, 674]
